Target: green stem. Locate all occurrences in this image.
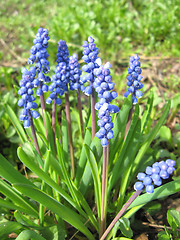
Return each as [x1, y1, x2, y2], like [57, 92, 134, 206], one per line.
[65, 92, 75, 179]
[39, 82, 48, 139]
[100, 145, 109, 237]
[100, 190, 142, 240]
[52, 100, 57, 154]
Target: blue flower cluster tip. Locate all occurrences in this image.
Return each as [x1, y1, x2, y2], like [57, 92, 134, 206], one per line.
[124, 54, 143, 104]
[46, 40, 70, 105]
[81, 36, 100, 96]
[28, 27, 50, 96]
[94, 62, 119, 147]
[17, 67, 39, 128]
[69, 54, 84, 92]
[134, 159, 176, 194]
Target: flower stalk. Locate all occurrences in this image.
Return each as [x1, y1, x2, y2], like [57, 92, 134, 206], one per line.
[100, 145, 109, 237]
[77, 89, 84, 140]
[100, 190, 142, 240]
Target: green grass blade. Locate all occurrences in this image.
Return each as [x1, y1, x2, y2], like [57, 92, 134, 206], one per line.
[17, 147, 83, 213]
[0, 221, 22, 239]
[141, 94, 154, 133]
[84, 144, 102, 220]
[44, 110, 56, 155]
[124, 179, 180, 219]
[56, 140, 98, 230]
[0, 153, 33, 186]
[131, 101, 171, 177]
[14, 184, 95, 240]
[108, 105, 140, 194]
[0, 179, 38, 217]
[4, 104, 28, 143]
[14, 211, 41, 229]
[109, 95, 132, 162]
[117, 119, 141, 211]
[79, 136, 102, 195]
[16, 230, 46, 240]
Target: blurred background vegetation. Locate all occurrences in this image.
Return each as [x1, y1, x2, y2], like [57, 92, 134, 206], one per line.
[0, 0, 179, 171]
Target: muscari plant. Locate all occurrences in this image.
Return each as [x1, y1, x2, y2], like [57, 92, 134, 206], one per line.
[0, 28, 179, 240]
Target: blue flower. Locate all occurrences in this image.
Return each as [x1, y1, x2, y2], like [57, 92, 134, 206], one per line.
[124, 54, 143, 104]
[69, 54, 84, 92]
[134, 159, 176, 194]
[28, 27, 50, 96]
[94, 62, 119, 147]
[46, 40, 70, 105]
[18, 67, 39, 128]
[81, 36, 101, 96]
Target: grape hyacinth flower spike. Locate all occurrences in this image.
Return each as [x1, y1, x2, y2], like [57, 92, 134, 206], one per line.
[28, 27, 51, 138]
[124, 54, 143, 105]
[18, 67, 41, 155]
[134, 159, 176, 193]
[124, 54, 143, 140]
[81, 36, 101, 138]
[100, 159, 176, 240]
[47, 40, 75, 178]
[94, 62, 119, 147]
[93, 61, 119, 237]
[69, 54, 84, 139]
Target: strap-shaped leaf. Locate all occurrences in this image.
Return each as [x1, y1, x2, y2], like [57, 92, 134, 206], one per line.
[108, 105, 140, 194]
[5, 104, 28, 143]
[0, 179, 38, 217]
[16, 230, 46, 240]
[124, 179, 180, 219]
[131, 101, 171, 177]
[0, 221, 22, 239]
[13, 184, 95, 240]
[84, 144, 102, 220]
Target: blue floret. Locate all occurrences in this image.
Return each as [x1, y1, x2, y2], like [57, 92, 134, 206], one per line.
[134, 159, 176, 194]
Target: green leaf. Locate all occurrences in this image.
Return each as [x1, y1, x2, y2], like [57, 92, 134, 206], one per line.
[40, 222, 67, 240]
[124, 180, 180, 219]
[0, 220, 22, 238]
[61, 111, 69, 164]
[159, 126, 172, 142]
[16, 230, 46, 240]
[167, 208, 180, 232]
[4, 104, 28, 143]
[141, 94, 153, 133]
[14, 184, 95, 240]
[157, 231, 171, 240]
[132, 101, 171, 177]
[84, 144, 102, 219]
[118, 218, 133, 238]
[0, 153, 34, 187]
[117, 119, 141, 211]
[44, 110, 56, 155]
[108, 104, 139, 194]
[79, 136, 102, 196]
[0, 178, 38, 217]
[17, 147, 85, 214]
[14, 211, 41, 229]
[109, 95, 132, 162]
[75, 124, 92, 184]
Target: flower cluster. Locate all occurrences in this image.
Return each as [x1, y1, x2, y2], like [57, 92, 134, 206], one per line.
[28, 27, 50, 96]
[46, 40, 70, 105]
[69, 54, 84, 92]
[94, 62, 119, 146]
[81, 36, 100, 96]
[134, 159, 176, 194]
[17, 67, 39, 128]
[124, 54, 143, 104]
